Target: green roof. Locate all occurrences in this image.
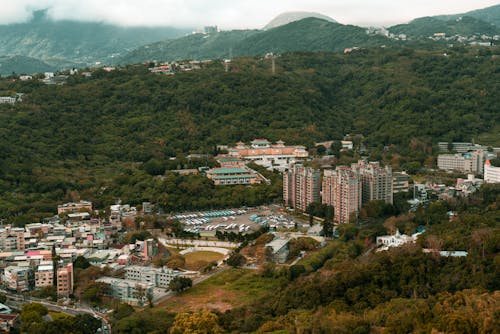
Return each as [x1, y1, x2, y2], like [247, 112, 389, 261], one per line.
[212, 175, 256, 180]
[208, 168, 248, 175]
[217, 157, 240, 162]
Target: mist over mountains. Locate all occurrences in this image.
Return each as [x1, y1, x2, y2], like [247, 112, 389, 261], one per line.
[0, 5, 498, 75]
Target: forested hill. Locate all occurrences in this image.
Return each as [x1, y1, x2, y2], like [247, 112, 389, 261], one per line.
[118, 18, 391, 64]
[434, 3, 500, 27]
[0, 47, 498, 222]
[389, 16, 499, 39]
[0, 10, 190, 68]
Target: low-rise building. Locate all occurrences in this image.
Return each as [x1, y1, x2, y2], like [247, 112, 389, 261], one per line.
[206, 167, 261, 186]
[34, 265, 53, 288]
[437, 150, 485, 175]
[393, 171, 410, 193]
[265, 238, 290, 263]
[58, 201, 93, 215]
[484, 160, 500, 183]
[376, 229, 424, 251]
[125, 266, 181, 288]
[96, 277, 154, 305]
[3, 266, 34, 292]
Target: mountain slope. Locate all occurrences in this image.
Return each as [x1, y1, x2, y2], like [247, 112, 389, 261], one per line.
[389, 16, 499, 38]
[0, 55, 55, 76]
[119, 18, 390, 63]
[237, 18, 390, 55]
[435, 4, 500, 27]
[0, 10, 191, 67]
[118, 29, 260, 64]
[264, 11, 336, 30]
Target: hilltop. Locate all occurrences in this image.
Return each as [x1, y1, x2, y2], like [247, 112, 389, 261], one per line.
[263, 11, 337, 30]
[118, 18, 390, 64]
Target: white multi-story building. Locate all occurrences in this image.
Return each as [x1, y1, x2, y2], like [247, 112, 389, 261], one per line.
[376, 230, 423, 251]
[125, 266, 181, 289]
[484, 160, 500, 183]
[96, 277, 154, 305]
[437, 150, 485, 175]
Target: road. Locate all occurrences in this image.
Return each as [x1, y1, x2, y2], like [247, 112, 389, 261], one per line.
[4, 292, 111, 333]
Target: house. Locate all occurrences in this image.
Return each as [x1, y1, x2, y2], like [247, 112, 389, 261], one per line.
[376, 229, 424, 251]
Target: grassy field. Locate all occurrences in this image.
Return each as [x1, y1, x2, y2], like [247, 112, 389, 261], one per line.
[157, 268, 281, 312]
[183, 251, 225, 271]
[49, 311, 72, 320]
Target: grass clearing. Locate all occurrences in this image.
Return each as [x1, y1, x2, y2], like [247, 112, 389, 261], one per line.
[49, 311, 72, 320]
[183, 251, 225, 271]
[157, 268, 281, 312]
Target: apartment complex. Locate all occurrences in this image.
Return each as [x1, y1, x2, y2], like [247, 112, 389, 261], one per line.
[3, 266, 34, 292]
[96, 277, 154, 305]
[283, 164, 321, 212]
[322, 161, 393, 224]
[322, 167, 361, 224]
[484, 160, 500, 183]
[437, 150, 485, 175]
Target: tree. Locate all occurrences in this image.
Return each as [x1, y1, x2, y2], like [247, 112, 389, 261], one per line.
[226, 252, 246, 268]
[170, 310, 222, 334]
[113, 303, 135, 320]
[169, 276, 193, 292]
[74, 255, 91, 270]
[0, 293, 6, 304]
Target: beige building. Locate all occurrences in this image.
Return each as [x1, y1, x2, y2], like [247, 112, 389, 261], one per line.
[57, 201, 93, 215]
[322, 167, 361, 224]
[437, 150, 485, 175]
[57, 263, 73, 296]
[357, 161, 393, 204]
[35, 265, 53, 288]
[284, 164, 321, 212]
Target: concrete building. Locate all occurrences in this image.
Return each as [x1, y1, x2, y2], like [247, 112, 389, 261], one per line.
[393, 171, 410, 193]
[3, 266, 34, 292]
[34, 265, 53, 288]
[96, 277, 154, 305]
[322, 167, 361, 224]
[283, 164, 321, 212]
[125, 266, 181, 288]
[57, 263, 73, 296]
[357, 161, 393, 204]
[376, 229, 424, 251]
[437, 150, 485, 175]
[57, 201, 93, 215]
[265, 238, 290, 263]
[484, 160, 500, 183]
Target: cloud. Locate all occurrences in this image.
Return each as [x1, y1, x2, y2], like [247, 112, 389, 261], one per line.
[0, 0, 498, 28]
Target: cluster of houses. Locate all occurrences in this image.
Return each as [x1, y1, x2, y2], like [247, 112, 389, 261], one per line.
[148, 60, 212, 75]
[0, 200, 186, 307]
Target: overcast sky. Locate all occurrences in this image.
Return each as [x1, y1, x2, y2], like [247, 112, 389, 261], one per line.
[1, 0, 498, 28]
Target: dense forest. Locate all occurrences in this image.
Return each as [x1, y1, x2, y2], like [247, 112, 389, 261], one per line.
[0, 46, 499, 224]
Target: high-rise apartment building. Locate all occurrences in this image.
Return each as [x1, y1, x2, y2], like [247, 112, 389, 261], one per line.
[283, 164, 321, 212]
[57, 263, 74, 296]
[322, 167, 361, 224]
[322, 161, 393, 224]
[357, 161, 393, 204]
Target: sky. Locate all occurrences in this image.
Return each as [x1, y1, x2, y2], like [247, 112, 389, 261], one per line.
[0, 0, 498, 28]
